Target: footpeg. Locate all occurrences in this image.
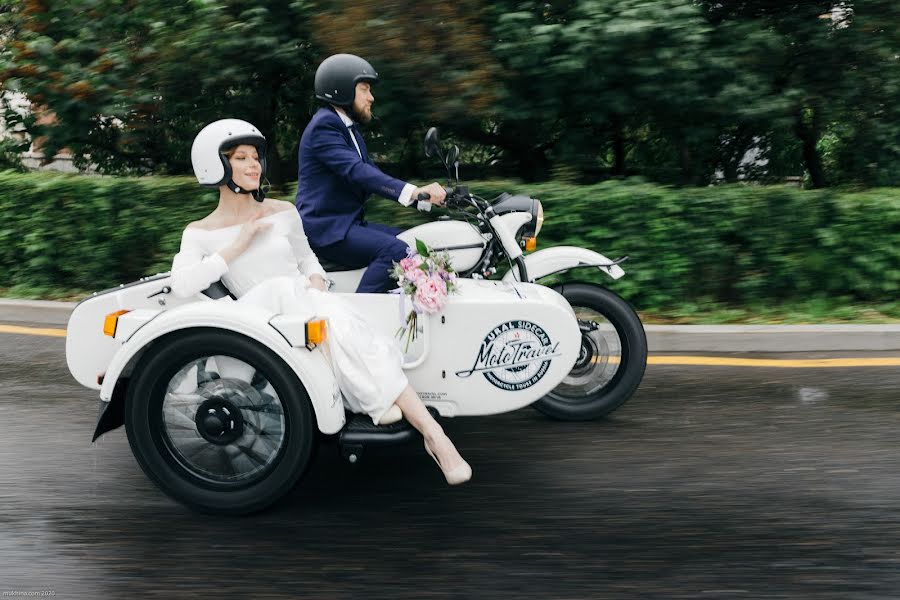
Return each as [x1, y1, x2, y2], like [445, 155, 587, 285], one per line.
[337, 407, 439, 463]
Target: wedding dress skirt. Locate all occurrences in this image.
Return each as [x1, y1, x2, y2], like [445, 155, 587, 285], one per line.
[241, 276, 408, 425]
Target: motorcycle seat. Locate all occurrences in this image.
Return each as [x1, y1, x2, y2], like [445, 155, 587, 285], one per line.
[317, 258, 362, 273]
[201, 280, 237, 300]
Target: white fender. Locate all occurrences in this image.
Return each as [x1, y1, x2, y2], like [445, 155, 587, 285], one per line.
[98, 301, 346, 435]
[502, 246, 626, 282]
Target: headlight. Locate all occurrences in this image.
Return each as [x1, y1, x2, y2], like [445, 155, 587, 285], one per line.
[534, 200, 544, 237]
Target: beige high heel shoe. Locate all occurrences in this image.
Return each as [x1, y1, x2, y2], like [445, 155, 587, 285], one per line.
[424, 439, 473, 486]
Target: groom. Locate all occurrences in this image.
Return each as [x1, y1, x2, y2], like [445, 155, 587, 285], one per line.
[295, 53, 446, 293]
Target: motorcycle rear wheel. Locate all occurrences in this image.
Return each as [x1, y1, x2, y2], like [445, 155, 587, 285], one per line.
[535, 283, 647, 420]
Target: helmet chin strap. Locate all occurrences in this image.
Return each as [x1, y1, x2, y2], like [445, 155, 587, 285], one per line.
[226, 178, 267, 202]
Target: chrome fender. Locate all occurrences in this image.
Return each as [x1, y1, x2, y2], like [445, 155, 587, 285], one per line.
[98, 301, 345, 435]
[502, 246, 626, 282]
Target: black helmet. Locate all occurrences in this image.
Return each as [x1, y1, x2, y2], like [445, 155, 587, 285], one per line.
[314, 53, 379, 107]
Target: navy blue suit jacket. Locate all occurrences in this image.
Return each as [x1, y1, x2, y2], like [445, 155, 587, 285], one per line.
[295, 107, 407, 247]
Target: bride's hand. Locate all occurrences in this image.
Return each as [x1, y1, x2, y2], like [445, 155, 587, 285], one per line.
[309, 274, 329, 292]
[235, 212, 272, 251]
[221, 212, 272, 263]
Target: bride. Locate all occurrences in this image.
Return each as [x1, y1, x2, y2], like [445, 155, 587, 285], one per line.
[168, 119, 471, 485]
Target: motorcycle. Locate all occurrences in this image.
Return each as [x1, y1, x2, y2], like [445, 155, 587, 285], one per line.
[64, 127, 646, 515]
[326, 128, 648, 421]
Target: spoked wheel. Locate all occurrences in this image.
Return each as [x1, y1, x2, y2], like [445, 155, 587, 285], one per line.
[125, 330, 315, 515]
[534, 283, 647, 420]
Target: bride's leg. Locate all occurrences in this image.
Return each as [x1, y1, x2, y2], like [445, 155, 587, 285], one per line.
[393, 385, 472, 485]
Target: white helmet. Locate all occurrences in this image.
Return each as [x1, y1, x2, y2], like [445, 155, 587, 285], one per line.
[191, 119, 267, 200]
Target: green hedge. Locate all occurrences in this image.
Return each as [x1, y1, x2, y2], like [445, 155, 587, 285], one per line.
[0, 171, 211, 293]
[1, 170, 898, 309]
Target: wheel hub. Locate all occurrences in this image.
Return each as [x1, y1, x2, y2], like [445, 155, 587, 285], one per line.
[195, 397, 245, 445]
[571, 326, 609, 375]
[574, 337, 594, 370]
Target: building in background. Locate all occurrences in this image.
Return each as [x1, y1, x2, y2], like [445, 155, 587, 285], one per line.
[0, 90, 90, 173]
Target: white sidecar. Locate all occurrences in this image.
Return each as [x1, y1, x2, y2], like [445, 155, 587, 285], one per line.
[67, 273, 581, 513]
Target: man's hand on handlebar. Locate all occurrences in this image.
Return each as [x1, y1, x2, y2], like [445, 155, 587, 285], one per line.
[412, 182, 447, 207]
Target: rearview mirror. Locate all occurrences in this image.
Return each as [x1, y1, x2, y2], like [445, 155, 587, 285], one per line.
[424, 127, 443, 160]
[446, 145, 460, 165]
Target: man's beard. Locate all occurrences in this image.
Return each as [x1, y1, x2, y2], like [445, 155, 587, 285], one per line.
[349, 104, 373, 124]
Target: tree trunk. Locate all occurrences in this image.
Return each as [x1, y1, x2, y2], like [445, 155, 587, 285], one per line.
[611, 114, 626, 176]
[675, 131, 695, 185]
[721, 125, 751, 184]
[794, 106, 827, 189]
[723, 159, 739, 184]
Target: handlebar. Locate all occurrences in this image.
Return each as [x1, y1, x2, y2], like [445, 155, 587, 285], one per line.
[416, 187, 455, 202]
[417, 186, 488, 214]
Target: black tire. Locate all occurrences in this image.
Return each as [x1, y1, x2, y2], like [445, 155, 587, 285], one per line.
[124, 329, 316, 515]
[534, 283, 647, 420]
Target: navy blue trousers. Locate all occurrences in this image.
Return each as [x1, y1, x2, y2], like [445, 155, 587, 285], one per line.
[315, 222, 409, 293]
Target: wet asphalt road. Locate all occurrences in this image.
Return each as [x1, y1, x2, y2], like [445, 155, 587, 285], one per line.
[2, 331, 900, 599]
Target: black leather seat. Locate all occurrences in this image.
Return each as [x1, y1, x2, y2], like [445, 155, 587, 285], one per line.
[201, 280, 236, 300]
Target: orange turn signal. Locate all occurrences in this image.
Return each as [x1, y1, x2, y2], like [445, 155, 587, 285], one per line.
[305, 318, 328, 347]
[103, 310, 131, 337]
[524, 237, 538, 252]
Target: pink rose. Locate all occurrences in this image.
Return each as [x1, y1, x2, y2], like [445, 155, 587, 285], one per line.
[400, 255, 423, 271]
[414, 275, 448, 313]
[406, 266, 428, 285]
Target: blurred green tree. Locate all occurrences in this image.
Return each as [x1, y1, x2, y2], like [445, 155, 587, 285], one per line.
[1, 0, 895, 186]
[0, 0, 29, 170]
[702, 0, 900, 188]
[0, 0, 317, 183]
[308, 0, 504, 178]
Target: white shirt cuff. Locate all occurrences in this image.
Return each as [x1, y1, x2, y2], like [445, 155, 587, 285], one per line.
[398, 183, 417, 207]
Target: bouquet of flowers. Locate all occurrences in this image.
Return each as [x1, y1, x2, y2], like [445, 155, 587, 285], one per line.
[391, 239, 459, 351]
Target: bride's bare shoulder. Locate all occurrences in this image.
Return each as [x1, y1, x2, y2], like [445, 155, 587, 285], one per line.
[184, 213, 225, 231]
[184, 217, 215, 231]
[264, 199, 296, 214]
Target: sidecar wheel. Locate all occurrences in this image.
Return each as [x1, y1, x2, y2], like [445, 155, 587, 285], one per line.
[124, 329, 316, 515]
[535, 284, 647, 420]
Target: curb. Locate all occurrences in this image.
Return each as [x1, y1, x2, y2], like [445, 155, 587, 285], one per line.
[2, 298, 900, 353]
[645, 324, 900, 353]
[0, 298, 77, 328]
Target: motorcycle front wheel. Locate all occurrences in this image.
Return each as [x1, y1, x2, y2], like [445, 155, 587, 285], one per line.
[535, 283, 647, 420]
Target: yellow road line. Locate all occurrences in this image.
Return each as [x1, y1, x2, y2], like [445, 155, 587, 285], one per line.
[1, 324, 899, 368]
[0, 324, 67, 338]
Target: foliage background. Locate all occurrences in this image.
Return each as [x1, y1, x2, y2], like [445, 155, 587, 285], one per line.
[1, 170, 896, 318]
[0, 2, 897, 320]
[1, 0, 897, 188]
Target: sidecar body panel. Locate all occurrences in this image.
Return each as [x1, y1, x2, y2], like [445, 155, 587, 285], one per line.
[67, 276, 581, 436]
[68, 278, 346, 435]
[66, 274, 194, 390]
[340, 279, 581, 416]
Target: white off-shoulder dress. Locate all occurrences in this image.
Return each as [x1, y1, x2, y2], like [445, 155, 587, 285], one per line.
[169, 208, 408, 425]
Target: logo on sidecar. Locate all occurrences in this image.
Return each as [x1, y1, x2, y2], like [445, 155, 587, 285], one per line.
[455, 320, 561, 391]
